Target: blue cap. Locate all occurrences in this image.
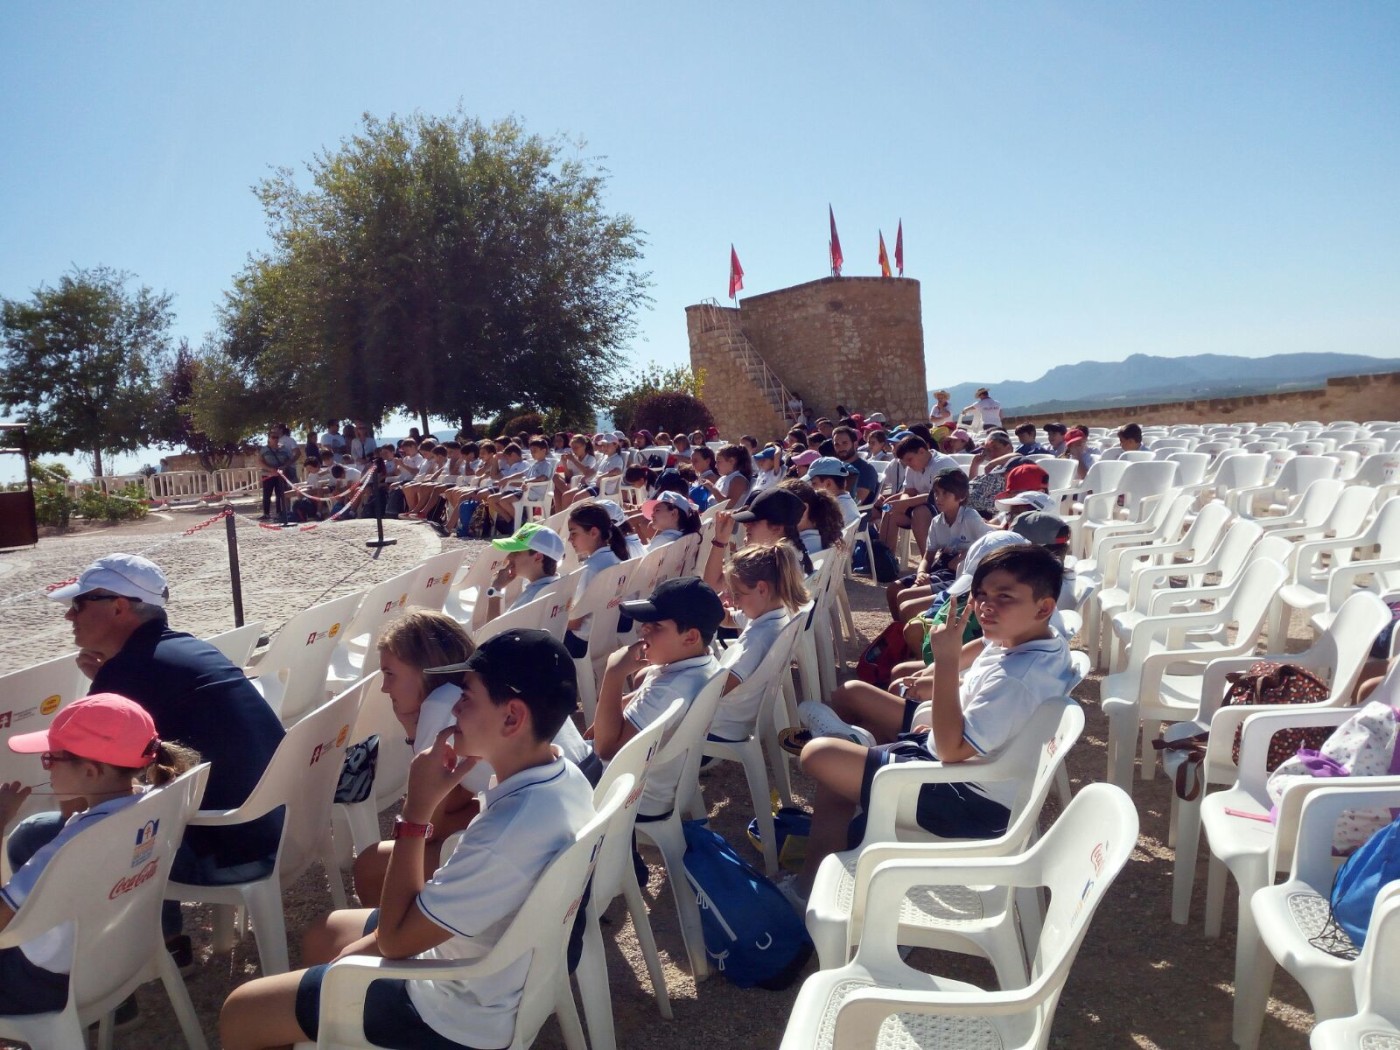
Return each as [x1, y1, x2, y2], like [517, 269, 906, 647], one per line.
[807, 456, 857, 478]
[755, 446, 779, 461]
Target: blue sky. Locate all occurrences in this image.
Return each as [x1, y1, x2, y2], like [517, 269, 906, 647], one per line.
[2, 0, 1397, 407]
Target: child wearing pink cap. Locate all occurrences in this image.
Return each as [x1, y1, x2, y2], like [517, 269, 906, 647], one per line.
[0, 694, 198, 1015]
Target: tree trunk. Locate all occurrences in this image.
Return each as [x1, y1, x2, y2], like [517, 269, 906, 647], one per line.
[92, 448, 104, 478]
[419, 408, 431, 437]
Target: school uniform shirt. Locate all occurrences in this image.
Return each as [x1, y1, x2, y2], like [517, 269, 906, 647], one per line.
[924, 505, 993, 558]
[497, 460, 527, 482]
[902, 451, 962, 495]
[598, 452, 627, 476]
[509, 573, 563, 612]
[800, 528, 824, 555]
[565, 453, 596, 481]
[715, 471, 747, 499]
[645, 528, 684, 552]
[411, 757, 595, 1048]
[835, 491, 861, 525]
[623, 653, 721, 816]
[624, 534, 646, 559]
[2, 793, 143, 972]
[919, 634, 1076, 811]
[414, 682, 589, 795]
[522, 457, 553, 482]
[571, 547, 622, 640]
[709, 609, 789, 741]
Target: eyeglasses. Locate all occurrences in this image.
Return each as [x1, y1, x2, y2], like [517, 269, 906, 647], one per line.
[40, 752, 82, 770]
[70, 594, 121, 612]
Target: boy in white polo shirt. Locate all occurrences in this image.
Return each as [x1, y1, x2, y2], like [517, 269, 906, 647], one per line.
[785, 545, 1076, 903]
[480, 521, 567, 624]
[877, 434, 960, 556]
[221, 629, 593, 1050]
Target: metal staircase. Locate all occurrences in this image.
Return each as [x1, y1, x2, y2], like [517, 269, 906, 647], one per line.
[696, 298, 794, 428]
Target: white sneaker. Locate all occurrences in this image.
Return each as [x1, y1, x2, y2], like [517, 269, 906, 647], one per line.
[775, 873, 808, 914]
[797, 701, 876, 747]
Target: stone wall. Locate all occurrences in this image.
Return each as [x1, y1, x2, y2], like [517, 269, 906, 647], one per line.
[687, 276, 927, 440]
[1010, 371, 1400, 430]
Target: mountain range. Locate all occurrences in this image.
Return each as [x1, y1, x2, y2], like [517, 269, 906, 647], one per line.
[932, 353, 1400, 415]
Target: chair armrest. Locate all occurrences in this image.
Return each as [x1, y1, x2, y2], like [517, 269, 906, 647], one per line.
[1232, 706, 1356, 796]
[1279, 778, 1400, 888]
[1147, 582, 1228, 615]
[862, 759, 1017, 842]
[1328, 558, 1400, 609]
[1126, 607, 1232, 652]
[1202, 697, 1343, 776]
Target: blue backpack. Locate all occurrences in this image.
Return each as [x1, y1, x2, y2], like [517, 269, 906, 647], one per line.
[681, 820, 812, 989]
[1329, 814, 1400, 951]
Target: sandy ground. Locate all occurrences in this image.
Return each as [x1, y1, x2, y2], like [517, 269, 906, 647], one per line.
[0, 504, 1317, 1049]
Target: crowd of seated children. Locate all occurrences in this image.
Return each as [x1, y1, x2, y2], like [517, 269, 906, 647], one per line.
[553, 434, 597, 507]
[1014, 422, 1050, 456]
[780, 543, 1076, 905]
[885, 467, 992, 618]
[485, 436, 554, 533]
[703, 489, 814, 592]
[221, 629, 593, 1050]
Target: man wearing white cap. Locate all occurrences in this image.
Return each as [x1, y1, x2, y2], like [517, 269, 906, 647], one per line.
[10, 554, 286, 942]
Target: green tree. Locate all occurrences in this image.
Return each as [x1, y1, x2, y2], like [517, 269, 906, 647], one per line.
[219, 110, 650, 433]
[608, 361, 705, 435]
[152, 339, 249, 471]
[0, 267, 172, 476]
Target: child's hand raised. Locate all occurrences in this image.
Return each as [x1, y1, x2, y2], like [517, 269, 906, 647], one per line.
[926, 596, 972, 664]
[713, 510, 736, 544]
[404, 727, 475, 820]
[0, 780, 33, 828]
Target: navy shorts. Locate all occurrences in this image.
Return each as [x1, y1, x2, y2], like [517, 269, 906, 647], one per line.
[0, 946, 68, 1015]
[853, 734, 1010, 842]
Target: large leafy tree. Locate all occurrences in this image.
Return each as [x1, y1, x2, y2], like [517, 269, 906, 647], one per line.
[219, 111, 650, 432]
[0, 266, 172, 476]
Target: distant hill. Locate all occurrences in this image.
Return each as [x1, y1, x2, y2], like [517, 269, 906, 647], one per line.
[932, 353, 1400, 415]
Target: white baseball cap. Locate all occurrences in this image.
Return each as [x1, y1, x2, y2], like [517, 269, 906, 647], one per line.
[593, 499, 627, 525]
[995, 490, 1058, 512]
[641, 490, 698, 519]
[49, 554, 169, 608]
[945, 531, 1030, 596]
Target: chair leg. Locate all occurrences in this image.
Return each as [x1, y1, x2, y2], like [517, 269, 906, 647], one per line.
[576, 659, 598, 726]
[738, 744, 778, 876]
[97, 1012, 115, 1050]
[623, 869, 674, 1019]
[158, 949, 212, 1050]
[1232, 914, 1276, 1050]
[323, 842, 348, 909]
[244, 883, 291, 976]
[1103, 700, 1138, 795]
[555, 974, 589, 1050]
[763, 728, 796, 809]
[1138, 722, 1157, 782]
[1204, 853, 1228, 938]
[637, 820, 710, 980]
[212, 903, 238, 952]
[1171, 795, 1204, 925]
[575, 907, 617, 1050]
[1053, 765, 1072, 808]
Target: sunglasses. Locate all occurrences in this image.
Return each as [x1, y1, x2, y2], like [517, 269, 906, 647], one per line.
[40, 752, 83, 770]
[70, 594, 121, 611]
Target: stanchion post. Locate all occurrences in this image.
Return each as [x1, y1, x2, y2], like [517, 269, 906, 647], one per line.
[225, 509, 245, 627]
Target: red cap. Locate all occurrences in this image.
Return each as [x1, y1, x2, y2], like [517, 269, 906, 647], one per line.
[9, 694, 159, 768]
[996, 463, 1050, 497]
[1065, 428, 1089, 444]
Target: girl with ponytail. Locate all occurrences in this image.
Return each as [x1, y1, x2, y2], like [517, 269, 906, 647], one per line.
[564, 502, 628, 657]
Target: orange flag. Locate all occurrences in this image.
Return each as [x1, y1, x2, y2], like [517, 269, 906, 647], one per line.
[878, 231, 891, 278]
[728, 245, 744, 299]
[895, 220, 904, 276]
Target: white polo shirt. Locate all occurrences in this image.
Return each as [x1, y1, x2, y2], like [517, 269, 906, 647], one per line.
[709, 609, 789, 742]
[510, 574, 563, 612]
[2, 793, 143, 972]
[901, 451, 962, 495]
[924, 505, 993, 558]
[646, 528, 683, 553]
[411, 757, 594, 1048]
[835, 491, 861, 525]
[920, 634, 1075, 811]
[571, 547, 622, 641]
[623, 653, 720, 816]
[522, 457, 553, 482]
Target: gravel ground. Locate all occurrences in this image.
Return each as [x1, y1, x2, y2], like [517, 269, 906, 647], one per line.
[0, 505, 1315, 1049]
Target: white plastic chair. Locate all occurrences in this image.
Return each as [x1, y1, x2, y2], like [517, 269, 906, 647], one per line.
[567, 560, 634, 723]
[0, 653, 86, 838]
[1049, 458, 1128, 517]
[779, 784, 1137, 1050]
[1240, 789, 1400, 1049]
[1231, 455, 1338, 518]
[1071, 459, 1178, 557]
[245, 591, 365, 725]
[298, 776, 632, 1050]
[326, 569, 417, 685]
[442, 545, 512, 629]
[512, 477, 555, 531]
[699, 611, 808, 875]
[633, 669, 729, 980]
[472, 572, 579, 644]
[205, 620, 266, 668]
[1100, 556, 1288, 792]
[805, 697, 1084, 982]
[1167, 592, 1391, 925]
[1310, 888, 1400, 1049]
[1254, 479, 1369, 544]
[1178, 452, 1269, 509]
[168, 677, 369, 976]
[0, 765, 211, 1050]
[404, 548, 467, 612]
[328, 672, 403, 863]
[573, 701, 684, 1050]
[1035, 457, 1076, 491]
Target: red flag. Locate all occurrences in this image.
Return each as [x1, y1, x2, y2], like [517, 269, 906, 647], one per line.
[728, 244, 744, 299]
[878, 231, 891, 278]
[895, 220, 904, 277]
[828, 205, 843, 276]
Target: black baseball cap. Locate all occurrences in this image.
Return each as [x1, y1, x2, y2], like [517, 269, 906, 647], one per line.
[731, 487, 803, 528]
[426, 628, 577, 708]
[1012, 511, 1071, 548]
[620, 577, 725, 641]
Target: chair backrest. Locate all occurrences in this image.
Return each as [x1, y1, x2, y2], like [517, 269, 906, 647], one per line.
[406, 549, 468, 612]
[1064, 459, 1129, 505]
[653, 669, 729, 819]
[1209, 451, 1270, 493]
[204, 621, 266, 668]
[327, 568, 418, 678]
[1324, 449, 1362, 480]
[1037, 458, 1077, 490]
[1118, 449, 1157, 463]
[1114, 460, 1178, 518]
[246, 590, 365, 723]
[240, 676, 370, 886]
[591, 698, 686, 901]
[597, 473, 623, 500]
[1275, 455, 1339, 498]
[715, 606, 809, 737]
[334, 671, 409, 812]
[1215, 556, 1291, 639]
[445, 547, 513, 630]
[1163, 451, 1210, 486]
[0, 764, 209, 1012]
[1299, 592, 1393, 703]
[473, 573, 579, 644]
[1352, 452, 1400, 488]
[1258, 476, 1347, 525]
[516, 478, 555, 527]
[572, 560, 636, 670]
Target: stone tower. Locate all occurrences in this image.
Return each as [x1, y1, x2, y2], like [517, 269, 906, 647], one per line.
[686, 276, 927, 439]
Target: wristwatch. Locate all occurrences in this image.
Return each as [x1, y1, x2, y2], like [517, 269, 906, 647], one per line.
[485, 586, 502, 599]
[392, 815, 435, 840]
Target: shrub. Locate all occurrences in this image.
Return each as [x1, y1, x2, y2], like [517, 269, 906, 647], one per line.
[486, 408, 547, 437]
[631, 392, 714, 437]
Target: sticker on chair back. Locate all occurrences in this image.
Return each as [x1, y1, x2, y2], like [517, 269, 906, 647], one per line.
[110, 860, 160, 900]
[310, 725, 351, 766]
[131, 819, 159, 868]
[39, 695, 61, 716]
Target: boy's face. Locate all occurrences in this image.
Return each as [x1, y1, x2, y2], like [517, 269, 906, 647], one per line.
[902, 447, 931, 472]
[452, 672, 500, 760]
[530, 445, 548, 460]
[970, 568, 1054, 646]
[639, 618, 701, 665]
